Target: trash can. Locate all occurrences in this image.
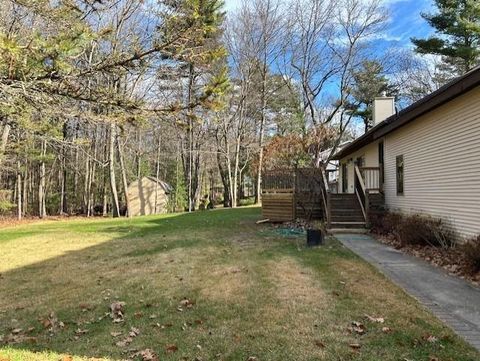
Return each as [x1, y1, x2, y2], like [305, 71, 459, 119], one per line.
[306, 229, 324, 247]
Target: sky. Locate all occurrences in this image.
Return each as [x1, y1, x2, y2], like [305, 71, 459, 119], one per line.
[224, 0, 435, 51]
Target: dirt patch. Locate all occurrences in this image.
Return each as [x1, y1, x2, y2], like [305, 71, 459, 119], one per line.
[200, 265, 251, 303]
[334, 258, 401, 304]
[269, 258, 327, 307]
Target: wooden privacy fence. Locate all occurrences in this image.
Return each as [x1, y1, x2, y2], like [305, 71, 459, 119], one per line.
[262, 168, 325, 222]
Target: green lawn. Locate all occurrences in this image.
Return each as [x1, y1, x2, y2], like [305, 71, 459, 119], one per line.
[0, 207, 478, 361]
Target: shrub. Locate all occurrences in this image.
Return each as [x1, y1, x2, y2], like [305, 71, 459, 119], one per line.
[0, 190, 14, 215]
[462, 235, 480, 274]
[370, 212, 403, 236]
[394, 214, 455, 248]
[370, 211, 455, 248]
[0, 199, 15, 215]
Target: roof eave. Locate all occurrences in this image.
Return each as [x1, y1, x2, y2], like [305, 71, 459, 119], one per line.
[332, 66, 480, 160]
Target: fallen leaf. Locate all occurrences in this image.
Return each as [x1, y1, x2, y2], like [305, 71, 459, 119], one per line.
[314, 340, 326, 348]
[79, 303, 93, 311]
[110, 331, 122, 337]
[62, 356, 73, 361]
[110, 301, 126, 323]
[349, 321, 366, 335]
[75, 328, 88, 335]
[246, 357, 258, 361]
[165, 344, 178, 353]
[364, 314, 385, 323]
[115, 336, 133, 347]
[129, 327, 140, 337]
[179, 298, 195, 308]
[349, 343, 361, 351]
[134, 349, 159, 361]
[382, 327, 392, 333]
[11, 328, 22, 335]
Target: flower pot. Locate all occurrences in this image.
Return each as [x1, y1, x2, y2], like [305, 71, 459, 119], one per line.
[307, 229, 324, 247]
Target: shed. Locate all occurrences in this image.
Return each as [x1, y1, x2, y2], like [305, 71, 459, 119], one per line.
[127, 177, 172, 216]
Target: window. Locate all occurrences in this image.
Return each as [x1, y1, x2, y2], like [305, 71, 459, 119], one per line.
[342, 163, 348, 193]
[378, 141, 384, 185]
[396, 155, 404, 195]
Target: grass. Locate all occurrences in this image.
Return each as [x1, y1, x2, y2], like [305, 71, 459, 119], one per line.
[0, 207, 478, 361]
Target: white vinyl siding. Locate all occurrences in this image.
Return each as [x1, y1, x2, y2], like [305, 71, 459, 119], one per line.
[339, 141, 381, 194]
[384, 86, 480, 238]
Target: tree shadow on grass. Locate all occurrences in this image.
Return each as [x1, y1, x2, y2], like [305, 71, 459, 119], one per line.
[0, 208, 262, 360]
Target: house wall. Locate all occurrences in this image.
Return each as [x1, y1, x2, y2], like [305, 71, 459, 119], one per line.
[384, 86, 480, 238]
[339, 141, 381, 194]
[127, 178, 169, 216]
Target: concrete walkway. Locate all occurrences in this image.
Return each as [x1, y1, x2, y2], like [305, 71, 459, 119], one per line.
[335, 233, 480, 351]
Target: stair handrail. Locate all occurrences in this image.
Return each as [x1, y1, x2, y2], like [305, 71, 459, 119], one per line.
[354, 165, 366, 193]
[354, 165, 367, 221]
[320, 168, 330, 227]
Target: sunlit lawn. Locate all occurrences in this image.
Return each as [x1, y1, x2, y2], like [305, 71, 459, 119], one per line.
[0, 207, 478, 360]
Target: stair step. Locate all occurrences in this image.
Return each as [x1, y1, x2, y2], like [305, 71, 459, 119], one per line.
[331, 215, 365, 222]
[330, 221, 366, 229]
[328, 228, 368, 234]
[332, 209, 362, 213]
[331, 221, 365, 224]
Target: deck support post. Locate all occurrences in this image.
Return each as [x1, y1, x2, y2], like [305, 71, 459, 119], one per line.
[365, 190, 370, 228]
[326, 191, 331, 229]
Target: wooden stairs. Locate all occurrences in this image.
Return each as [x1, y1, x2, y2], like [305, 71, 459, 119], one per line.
[329, 193, 366, 230]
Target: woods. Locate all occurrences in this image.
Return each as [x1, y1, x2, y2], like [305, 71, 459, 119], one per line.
[1, 0, 479, 219]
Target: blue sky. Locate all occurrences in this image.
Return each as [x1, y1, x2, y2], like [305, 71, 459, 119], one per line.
[224, 0, 435, 50]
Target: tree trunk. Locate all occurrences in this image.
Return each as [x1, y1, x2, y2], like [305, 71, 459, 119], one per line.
[255, 73, 267, 205]
[116, 133, 130, 218]
[60, 122, 68, 214]
[39, 139, 47, 218]
[154, 132, 162, 213]
[109, 122, 120, 217]
[187, 63, 195, 212]
[0, 123, 11, 165]
[17, 161, 22, 220]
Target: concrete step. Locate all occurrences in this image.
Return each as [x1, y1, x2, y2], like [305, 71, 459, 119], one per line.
[328, 228, 368, 234]
[330, 221, 366, 229]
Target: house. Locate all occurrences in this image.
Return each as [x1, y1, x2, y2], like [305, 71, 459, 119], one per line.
[328, 66, 480, 238]
[127, 177, 172, 216]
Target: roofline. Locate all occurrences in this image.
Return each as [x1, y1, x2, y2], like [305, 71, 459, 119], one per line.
[333, 65, 480, 160]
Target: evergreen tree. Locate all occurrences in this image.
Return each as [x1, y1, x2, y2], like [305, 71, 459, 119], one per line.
[412, 0, 480, 74]
[347, 61, 396, 133]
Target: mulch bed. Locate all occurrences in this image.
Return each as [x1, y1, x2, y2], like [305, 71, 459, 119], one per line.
[374, 234, 480, 287]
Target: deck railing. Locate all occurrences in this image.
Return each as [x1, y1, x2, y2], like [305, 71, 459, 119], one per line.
[359, 167, 382, 192]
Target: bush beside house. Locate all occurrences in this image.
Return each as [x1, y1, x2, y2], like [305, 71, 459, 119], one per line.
[371, 212, 480, 283]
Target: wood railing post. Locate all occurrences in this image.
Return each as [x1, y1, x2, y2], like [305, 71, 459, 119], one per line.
[327, 191, 331, 229]
[365, 189, 370, 227]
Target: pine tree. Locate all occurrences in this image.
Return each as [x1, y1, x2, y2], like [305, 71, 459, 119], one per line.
[347, 61, 396, 133]
[411, 0, 480, 74]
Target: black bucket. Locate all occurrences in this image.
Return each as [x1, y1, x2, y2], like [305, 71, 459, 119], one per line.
[306, 229, 324, 247]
